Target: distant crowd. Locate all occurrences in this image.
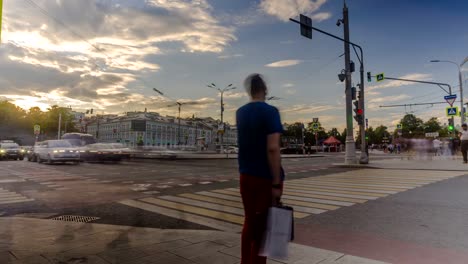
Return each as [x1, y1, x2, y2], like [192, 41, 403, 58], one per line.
[370, 137, 460, 157]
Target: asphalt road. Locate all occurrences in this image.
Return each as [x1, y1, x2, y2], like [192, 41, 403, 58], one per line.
[0, 155, 349, 227]
[1, 154, 468, 263]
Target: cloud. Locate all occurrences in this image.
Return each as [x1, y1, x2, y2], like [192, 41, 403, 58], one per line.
[265, 60, 302, 68]
[260, 0, 328, 22]
[311, 12, 332, 22]
[217, 54, 244, 59]
[223, 91, 247, 99]
[282, 104, 335, 114]
[285, 89, 297, 95]
[368, 73, 432, 91]
[0, 0, 237, 116]
[283, 83, 295, 88]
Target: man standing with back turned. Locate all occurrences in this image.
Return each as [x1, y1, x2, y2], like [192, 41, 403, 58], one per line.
[236, 74, 284, 264]
[459, 123, 468, 163]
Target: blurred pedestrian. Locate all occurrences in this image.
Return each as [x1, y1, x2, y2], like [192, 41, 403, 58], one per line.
[237, 74, 284, 264]
[432, 138, 442, 156]
[459, 124, 468, 164]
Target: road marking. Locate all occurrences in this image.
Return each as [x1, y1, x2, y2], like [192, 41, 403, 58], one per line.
[281, 199, 339, 211]
[140, 197, 244, 225]
[142, 191, 160, 195]
[156, 185, 171, 189]
[289, 181, 411, 191]
[285, 188, 380, 200]
[119, 199, 241, 232]
[117, 169, 466, 232]
[283, 190, 366, 203]
[178, 183, 193, 187]
[285, 184, 388, 197]
[0, 189, 34, 205]
[179, 193, 244, 208]
[0, 179, 25, 183]
[199, 181, 212, 185]
[159, 195, 245, 215]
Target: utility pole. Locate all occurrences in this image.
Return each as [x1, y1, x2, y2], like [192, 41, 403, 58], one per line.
[57, 113, 62, 140]
[343, 3, 356, 164]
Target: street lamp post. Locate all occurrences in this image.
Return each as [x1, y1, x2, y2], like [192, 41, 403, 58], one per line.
[207, 83, 236, 153]
[430, 59, 466, 124]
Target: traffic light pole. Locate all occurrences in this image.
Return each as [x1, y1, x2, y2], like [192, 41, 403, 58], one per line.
[342, 5, 357, 164]
[290, 3, 366, 164]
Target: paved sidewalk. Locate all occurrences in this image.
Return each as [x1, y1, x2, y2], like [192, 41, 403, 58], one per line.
[0, 217, 387, 264]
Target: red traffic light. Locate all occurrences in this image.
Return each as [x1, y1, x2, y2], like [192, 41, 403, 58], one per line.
[357, 109, 363, 115]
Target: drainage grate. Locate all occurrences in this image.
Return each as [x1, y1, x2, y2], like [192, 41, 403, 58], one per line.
[51, 215, 100, 223]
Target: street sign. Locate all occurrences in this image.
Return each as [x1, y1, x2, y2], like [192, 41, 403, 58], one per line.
[446, 106, 458, 117]
[444, 94, 457, 106]
[396, 123, 402, 129]
[376, 73, 385, 82]
[311, 122, 320, 131]
[33, 125, 40, 135]
[425, 132, 439, 138]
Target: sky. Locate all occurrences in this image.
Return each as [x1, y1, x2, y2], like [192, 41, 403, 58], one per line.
[0, 0, 467, 130]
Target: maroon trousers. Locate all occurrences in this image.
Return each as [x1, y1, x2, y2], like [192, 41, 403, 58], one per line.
[240, 174, 274, 264]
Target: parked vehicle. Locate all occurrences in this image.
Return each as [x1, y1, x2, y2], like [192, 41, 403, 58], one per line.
[0, 140, 25, 160]
[34, 140, 80, 164]
[79, 143, 131, 162]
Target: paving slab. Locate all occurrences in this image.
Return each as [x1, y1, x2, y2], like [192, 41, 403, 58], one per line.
[0, 217, 387, 264]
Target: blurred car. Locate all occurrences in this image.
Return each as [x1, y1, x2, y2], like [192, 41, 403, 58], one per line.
[25, 146, 36, 162]
[223, 146, 238, 154]
[62, 133, 97, 147]
[35, 140, 80, 164]
[280, 144, 304, 154]
[0, 141, 25, 160]
[79, 143, 131, 162]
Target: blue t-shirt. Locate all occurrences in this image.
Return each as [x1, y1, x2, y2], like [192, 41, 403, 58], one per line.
[236, 102, 283, 179]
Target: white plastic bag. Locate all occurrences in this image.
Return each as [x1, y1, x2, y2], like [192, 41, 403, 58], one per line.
[259, 206, 293, 259]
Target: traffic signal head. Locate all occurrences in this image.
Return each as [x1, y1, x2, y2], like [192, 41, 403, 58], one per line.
[353, 101, 363, 125]
[300, 14, 312, 39]
[448, 119, 454, 131]
[367, 72, 372, 82]
[351, 87, 356, 100]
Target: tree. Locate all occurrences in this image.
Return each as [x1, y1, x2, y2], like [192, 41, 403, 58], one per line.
[374, 125, 389, 143]
[400, 114, 424, 137]
[328, 128, 340, 138]
[424, 117, 441, 133]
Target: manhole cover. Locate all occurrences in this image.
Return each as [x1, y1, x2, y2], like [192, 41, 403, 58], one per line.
[51, 215, 100, 223]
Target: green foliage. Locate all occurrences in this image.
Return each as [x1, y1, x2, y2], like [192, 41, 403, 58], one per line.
[0, 101, 79, 137]
[423, 117, 442, 133]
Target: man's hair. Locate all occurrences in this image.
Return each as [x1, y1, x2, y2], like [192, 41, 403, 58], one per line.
[244, 73, 267, 97]
[463, 123, 467, 127]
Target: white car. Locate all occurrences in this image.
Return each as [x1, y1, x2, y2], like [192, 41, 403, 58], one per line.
[34, 140, 80, 164]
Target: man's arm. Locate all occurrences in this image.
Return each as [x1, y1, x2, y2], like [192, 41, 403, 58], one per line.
[267, 133, 282, 185]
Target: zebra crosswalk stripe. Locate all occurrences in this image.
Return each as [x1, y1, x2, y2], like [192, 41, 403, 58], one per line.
[118, 169, 466, 232]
